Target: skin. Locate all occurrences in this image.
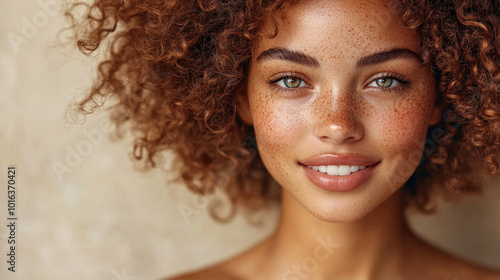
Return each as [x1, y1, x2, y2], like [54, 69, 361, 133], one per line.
[168, 0, 500, 279]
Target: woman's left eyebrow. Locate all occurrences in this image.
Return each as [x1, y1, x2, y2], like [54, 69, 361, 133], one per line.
[356, 48, 423, 67]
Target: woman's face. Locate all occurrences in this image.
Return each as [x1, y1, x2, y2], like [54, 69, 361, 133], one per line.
[239, 0, 441, 222]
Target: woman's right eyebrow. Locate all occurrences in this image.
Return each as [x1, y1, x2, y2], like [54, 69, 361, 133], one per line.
[256, 47, 320, 68]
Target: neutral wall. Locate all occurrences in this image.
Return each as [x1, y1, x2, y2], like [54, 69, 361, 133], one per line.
[1, 1, 499, 279]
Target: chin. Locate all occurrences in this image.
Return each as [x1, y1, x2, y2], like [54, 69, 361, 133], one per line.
[294, 186, 402, 224]
[306, 202, 378, 223]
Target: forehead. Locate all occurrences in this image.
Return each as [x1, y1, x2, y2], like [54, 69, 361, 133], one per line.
[254, 0, 419, 63]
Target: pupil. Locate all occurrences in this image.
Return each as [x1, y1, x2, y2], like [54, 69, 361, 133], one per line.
[377, 78, 392, 87]
[286, 78, 299, 88]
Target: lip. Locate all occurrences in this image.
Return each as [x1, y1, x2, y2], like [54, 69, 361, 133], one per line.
[300, 153, 379, 166]
[299, 154, 380, 192]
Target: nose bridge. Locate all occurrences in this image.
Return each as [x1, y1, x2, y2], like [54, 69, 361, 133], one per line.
[313, 88, 363, 143]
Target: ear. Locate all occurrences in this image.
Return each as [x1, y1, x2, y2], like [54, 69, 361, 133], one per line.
[236, 87, 254, 126]
[428, 100, 442, 126]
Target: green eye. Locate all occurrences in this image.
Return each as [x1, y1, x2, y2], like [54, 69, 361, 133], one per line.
[283, 77, 303, 88]
[367, 76, 405, 89]
[375, 78, 395, 88]
[275, 77, 307, 89]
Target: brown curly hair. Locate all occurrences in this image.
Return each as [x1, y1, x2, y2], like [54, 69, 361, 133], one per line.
[64, 0, 500, 219]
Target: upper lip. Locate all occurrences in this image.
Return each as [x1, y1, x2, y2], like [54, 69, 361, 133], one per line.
[299, 153, 380, 167]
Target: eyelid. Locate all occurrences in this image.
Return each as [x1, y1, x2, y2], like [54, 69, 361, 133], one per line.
[269, 72, 309, 84]
[364, 72, 410, 90]
[268, 72, 312, 90]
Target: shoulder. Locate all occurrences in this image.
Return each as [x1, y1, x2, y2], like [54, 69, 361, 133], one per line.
[165, 265, 237, 280]
[405, 234, 500, 279]
[163, 239, 271, 280]
[163, 253, 262, 280]
[450, 260, 500, 280]
[162, 250, 257, 280]
[164, 236, 273, 280]
[420, 243, 500, 279]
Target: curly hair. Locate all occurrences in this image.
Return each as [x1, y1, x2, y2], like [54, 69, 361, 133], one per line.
[65, 0, 499, 219]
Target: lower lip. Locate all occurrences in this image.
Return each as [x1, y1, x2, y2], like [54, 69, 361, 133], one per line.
[301, 163, 378, 192]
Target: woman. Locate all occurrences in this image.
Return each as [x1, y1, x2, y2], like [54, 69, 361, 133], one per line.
[66, 0, 500, 278]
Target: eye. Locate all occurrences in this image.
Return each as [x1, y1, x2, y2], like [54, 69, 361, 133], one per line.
[368, 77, 400, 88]
[365, 74, 410, 91]
[273, 76, 308, 89]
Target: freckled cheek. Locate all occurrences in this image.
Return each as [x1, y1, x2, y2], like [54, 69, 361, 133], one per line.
[378, 100, 433, 158]
[250, 95, 307, 178]
[253, 100, 303, 153]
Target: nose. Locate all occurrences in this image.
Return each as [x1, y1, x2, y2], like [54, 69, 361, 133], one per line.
[312, 89, 364, 144]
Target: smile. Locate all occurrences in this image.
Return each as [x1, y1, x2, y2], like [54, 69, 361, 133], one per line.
[307, 165, 366, 176]
[299, 154, 379, 192]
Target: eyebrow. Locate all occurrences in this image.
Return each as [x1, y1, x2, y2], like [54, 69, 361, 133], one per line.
[355, 48, 422, 67]
[255, 47, 422, 68]
[256, 47, 320, 68]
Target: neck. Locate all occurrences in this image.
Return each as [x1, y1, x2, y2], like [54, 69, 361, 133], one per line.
[265, 189, 411, 280]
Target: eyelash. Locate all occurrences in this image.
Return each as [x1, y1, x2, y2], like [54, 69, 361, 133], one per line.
[268, 73, 310, 93]
[268, 72, 411, 93]
[365, 73, 411, 92]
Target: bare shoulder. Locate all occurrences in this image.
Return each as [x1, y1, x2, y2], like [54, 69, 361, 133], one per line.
[163, 248, 268, 280]
[163, 238, 271, 280]
[164, 264, 236, 280]
[439, 248, 500, 279]
[410, 235, 500, 280]
[477, 268, 500, 280]
[449, 258, 500, 280]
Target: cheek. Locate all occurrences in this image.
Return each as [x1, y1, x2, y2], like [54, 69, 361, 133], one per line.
[249, 90, 307, 175]
[379, 101, 430, 147]
[375, 92, 435, 179]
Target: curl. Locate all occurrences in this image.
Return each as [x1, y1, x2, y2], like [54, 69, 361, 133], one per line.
[66, 0, 500, 219]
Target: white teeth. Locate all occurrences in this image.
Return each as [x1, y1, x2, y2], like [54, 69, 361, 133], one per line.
[339, 165, 351, 176]
[308, 165, 367, 176]
[326, 165, 339, 175]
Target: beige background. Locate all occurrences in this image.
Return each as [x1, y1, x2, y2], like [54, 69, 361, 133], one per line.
[1, 1, 499, 279]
